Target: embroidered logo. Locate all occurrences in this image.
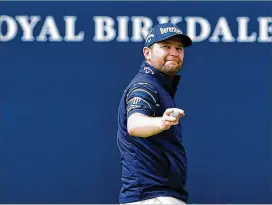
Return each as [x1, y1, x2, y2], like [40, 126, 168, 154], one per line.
[144, 67, 154, 74]
[145, 34, 154, 43]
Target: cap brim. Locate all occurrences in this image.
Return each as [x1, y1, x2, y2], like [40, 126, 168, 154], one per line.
[176, 34, 192, 47]
[157, 33, 192, 48]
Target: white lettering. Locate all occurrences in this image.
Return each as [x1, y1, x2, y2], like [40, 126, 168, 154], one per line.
[237, 17, 256, 42]
[157, 16, 182, 25]
[0, 15, 271, 44]
[131, 16, 152, 42]
[186, 17, 211, 42]
[36, 16, 62, 41]
[170, 16, 182, 25]
[63, 16, 84, 42]
[257, 17, 272, 42]
[16, 16, 40, 41]
[210, 17, 235, 42]
[159, 26, 182, 35]
[117, 16, 129, 42]
[157, 16, 170, 24]
[0, 15, 18, 41]
[93, 16, 115, 42]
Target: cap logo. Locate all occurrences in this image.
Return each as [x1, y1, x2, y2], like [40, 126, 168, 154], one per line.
[160, 26, 183, 35]
[145, 34, 154, 43]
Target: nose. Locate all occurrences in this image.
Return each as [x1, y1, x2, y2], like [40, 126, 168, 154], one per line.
[169, 47, 179, 57]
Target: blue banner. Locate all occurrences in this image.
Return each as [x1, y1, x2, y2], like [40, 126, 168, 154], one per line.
[0, 1, 271, 204]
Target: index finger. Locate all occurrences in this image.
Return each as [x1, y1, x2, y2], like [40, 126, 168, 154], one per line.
[176, 109, 185, 117]
[164, 108, 175, 115]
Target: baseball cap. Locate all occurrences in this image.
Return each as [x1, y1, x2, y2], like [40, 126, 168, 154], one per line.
[145, 23, 192, 48]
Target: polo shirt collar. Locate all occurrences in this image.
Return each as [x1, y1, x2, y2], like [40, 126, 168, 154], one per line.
[140, 61, 180, 97]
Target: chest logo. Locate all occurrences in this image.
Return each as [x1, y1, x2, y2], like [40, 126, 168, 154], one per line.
[144, 67, 154, 75]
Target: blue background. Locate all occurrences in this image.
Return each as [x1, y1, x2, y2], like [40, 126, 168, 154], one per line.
[0, 1, 271, 204]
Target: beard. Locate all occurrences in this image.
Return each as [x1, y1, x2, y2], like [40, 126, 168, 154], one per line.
[160, 62, 183, 76]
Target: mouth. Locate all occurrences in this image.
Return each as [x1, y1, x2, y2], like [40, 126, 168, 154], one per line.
[166, 60, 179, 65]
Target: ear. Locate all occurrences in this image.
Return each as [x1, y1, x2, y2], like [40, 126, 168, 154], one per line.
[143, 47, 151, 60]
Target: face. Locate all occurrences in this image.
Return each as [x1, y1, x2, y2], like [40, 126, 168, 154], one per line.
[143, 36, 184, 76]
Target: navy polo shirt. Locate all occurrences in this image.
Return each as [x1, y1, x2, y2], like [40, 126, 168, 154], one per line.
[117, 61, 188, 204]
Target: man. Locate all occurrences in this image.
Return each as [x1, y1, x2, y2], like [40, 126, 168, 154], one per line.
[117, 22, 192, 204]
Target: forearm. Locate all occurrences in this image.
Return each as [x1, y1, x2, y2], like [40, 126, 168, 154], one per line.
[127, 113, 163, 138]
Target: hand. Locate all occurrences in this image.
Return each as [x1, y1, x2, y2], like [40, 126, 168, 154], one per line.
[159, 108, 185, 131]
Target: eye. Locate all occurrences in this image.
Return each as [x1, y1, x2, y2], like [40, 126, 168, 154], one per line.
[177, 47, 184, 51]
[162, 45, 170, 49]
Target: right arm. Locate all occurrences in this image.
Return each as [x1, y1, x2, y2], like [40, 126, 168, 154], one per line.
[127, 109, 184, 138]
[126, 83, 184, 138]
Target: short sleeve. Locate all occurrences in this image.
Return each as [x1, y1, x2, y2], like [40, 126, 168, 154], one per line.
[126, 82, 159, 118]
